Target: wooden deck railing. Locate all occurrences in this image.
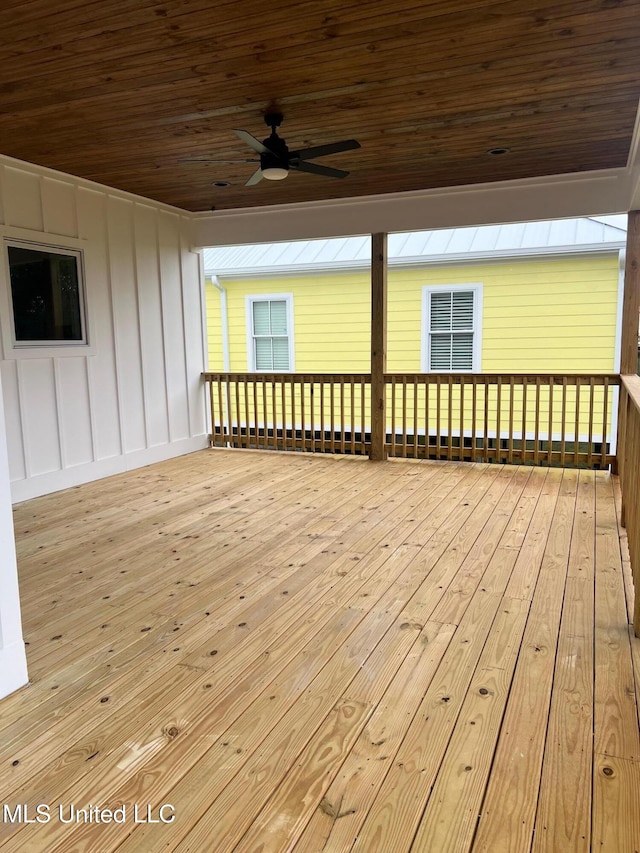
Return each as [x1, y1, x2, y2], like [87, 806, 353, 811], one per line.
[204, 372, 371, 456]
[384, 373, 618, 468]
[618, 374, 640, 634]
[203, 371, 619, 470]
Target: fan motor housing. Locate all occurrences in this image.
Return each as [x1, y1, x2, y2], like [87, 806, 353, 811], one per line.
[261, 133, 290, 173]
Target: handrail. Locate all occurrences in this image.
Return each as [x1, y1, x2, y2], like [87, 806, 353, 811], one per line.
[618, 374, 640, 635]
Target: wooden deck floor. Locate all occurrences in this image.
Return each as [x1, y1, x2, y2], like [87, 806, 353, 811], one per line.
[2, 450, 640, 852]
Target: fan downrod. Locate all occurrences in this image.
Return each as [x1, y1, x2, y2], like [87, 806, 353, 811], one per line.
[264, 112, 284, 133]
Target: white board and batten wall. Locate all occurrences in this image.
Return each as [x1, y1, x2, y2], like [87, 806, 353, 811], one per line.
[0, 156, 209, 504]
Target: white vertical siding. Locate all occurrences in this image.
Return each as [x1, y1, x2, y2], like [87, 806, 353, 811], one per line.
[0, 157, 208, 502]
[0, 367, 28, 700]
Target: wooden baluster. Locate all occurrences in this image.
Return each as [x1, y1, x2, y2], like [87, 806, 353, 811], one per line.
[242, 378, 249, 449]
[534, 377, 541, 465]
[560, 376, 567, 468]
[261, 378, 268, 449]
[447, 375, 453, 461]
[300, 378, 307, 452]
[601, 377, 609, 469]
[390, 376, 397, 457]
[495, 376, 502, 464]
[436, 376, 442, 460]
[425, 378, 430, 459]
[350, 378, 356, 455]
[290, 377, 296, 451]
[508, 377, 515, 465]
[588, 376, 595, 468]
[208, 379, 216, 445]
[319, 379, 325, 453]
[402, 375, 408, 458]
[339, 379, 345, 454]
[226, 377, 233, 446]
[281, 377, 287, 451]
[547, 376, 554, 466]
[521, 377, 528, 465]
[235, 378, 242, 448]
[363, 378, 368, 455]
[459, 375, 465, 461]
[413, 377, 419, 458]
[574, 378, 581, 467]
[271, 376, 277, 449]
[471, 377, 477, 462]
[310, 378, 316, 452]
[217, 377, 225, 444]
[330, 378, 336, 453]
[483, 378, 489, 462]
[252, 377, 259, 448]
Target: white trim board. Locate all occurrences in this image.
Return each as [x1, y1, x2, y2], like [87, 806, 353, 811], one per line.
[192, 168, 631, 247]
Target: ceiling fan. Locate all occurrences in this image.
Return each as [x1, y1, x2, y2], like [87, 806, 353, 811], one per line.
[180, 113, 360, 186]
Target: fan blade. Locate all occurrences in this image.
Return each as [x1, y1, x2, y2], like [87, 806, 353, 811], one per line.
[290, 161, 349, 179]
[245, 168, 264, 187]
[291, 139, 360, 160]
[179, 157, 258, 163]
[233, 129, 275, 155]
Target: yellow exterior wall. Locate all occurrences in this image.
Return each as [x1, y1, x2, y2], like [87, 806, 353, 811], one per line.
[205, 282, 223, 370]
[206, 254, 620, 375]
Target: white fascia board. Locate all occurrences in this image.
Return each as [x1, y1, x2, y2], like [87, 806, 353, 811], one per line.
[191, 166, 630, 248]
[205, 244, 623, 280]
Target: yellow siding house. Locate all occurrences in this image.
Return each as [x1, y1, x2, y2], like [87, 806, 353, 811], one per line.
[203, 218, 626, 461]
[204, 218, 625, 377]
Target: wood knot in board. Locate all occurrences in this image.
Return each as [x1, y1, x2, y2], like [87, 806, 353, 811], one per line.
[164, 726, 180, 739]
[602, 766, 614, 777]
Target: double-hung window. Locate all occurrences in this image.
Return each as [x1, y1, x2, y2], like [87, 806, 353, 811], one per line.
[422, 284, 482, 372]
[246, 294, 294, 371]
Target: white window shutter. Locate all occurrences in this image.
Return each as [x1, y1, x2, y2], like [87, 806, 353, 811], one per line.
[429, 288, 476, 371]
[452, 291, 474, 330]
[430, 292, 453, 331]
[451, 333, 474, 369]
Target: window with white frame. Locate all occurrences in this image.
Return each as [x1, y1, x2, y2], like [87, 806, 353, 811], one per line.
[422, 284, 482, 372]
[5, 240, 88, 347]
[247, 294, 294, 371]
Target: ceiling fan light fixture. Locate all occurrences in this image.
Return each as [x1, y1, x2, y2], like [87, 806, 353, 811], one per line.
[261, 166, 289, 180]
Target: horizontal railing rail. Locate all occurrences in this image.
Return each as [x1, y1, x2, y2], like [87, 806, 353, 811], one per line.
[618, 374, 640, 634]
[203, 371, 619, 470]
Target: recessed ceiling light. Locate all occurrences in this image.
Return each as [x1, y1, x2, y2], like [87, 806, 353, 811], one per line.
[487, 147, 510, 155]
[212, 180, 230, 187]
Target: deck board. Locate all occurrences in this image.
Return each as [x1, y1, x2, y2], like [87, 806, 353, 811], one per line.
[1, 449, 639, 852]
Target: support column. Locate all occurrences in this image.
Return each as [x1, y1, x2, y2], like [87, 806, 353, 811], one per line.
[620, 211, 640, 376]
[618, 211, 640, 529]
[0, 371, 28, 699]
[370, 233, 388, 461]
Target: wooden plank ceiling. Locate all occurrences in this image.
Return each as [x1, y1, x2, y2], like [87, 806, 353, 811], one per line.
[0, 0, 639, 212]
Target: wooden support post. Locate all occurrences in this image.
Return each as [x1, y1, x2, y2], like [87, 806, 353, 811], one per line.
[621, 211, 640, 374]
[370, 233, 388, 461]
[619, 211, 640, 524]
